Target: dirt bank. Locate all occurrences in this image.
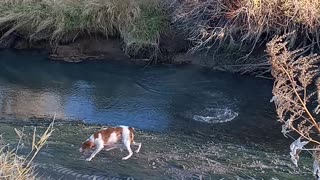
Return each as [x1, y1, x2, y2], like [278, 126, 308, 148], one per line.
[0, 33, 194, 65]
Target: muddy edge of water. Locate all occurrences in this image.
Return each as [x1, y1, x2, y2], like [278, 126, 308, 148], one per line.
[0, 119, 315, 179]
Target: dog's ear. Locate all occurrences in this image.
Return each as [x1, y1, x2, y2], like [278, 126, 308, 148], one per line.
[81, 140, 96, 150]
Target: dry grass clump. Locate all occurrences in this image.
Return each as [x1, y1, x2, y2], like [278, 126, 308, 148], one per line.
[267, 33, 320, 178]
[0, 0, 140, 43]
[0, 0, 168, 57]
[0, 139, 36, 179]
[0, 120, 54, 180]
[174, 0, 320, 56]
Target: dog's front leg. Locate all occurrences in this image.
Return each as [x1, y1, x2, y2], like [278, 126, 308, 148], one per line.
[86, 143, 103, 161]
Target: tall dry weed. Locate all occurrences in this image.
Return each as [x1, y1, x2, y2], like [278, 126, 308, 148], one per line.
[267, 32, 320, 178]
[0, 116, 55, 180]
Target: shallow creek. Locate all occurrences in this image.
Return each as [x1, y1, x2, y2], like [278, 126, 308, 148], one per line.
[0, 49, 314, 179]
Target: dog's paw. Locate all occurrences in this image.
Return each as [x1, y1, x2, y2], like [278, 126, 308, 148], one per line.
[85, 158, 92, 161]
[122, 157, 129, 160]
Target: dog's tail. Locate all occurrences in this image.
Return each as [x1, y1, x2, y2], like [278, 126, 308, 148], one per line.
[129, 127, 135, 132]
[128, 127, 135, 142]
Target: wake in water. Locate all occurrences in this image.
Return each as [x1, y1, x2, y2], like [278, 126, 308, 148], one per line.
[193, 107, 238, 123]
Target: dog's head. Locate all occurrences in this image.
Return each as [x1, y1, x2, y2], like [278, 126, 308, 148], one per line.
[79, 140, 96, 153]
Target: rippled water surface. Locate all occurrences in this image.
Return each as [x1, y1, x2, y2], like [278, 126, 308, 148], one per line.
[0, 49, 308, 179]
[0, 50, 276, 133]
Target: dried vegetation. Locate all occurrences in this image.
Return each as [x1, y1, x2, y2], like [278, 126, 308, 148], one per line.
[173, 0, 320, 73]
[0, 118, 54, 179]
[0, 0, 167, 59]
[267, 33, 320, 178]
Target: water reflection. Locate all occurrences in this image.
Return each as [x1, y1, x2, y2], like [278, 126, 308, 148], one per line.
[0, 85, 64, 119]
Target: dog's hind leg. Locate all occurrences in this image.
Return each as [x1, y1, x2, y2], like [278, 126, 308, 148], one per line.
[122, 140, 133, 160]
[132, 142, 141, 153]
[121, 126, 133, 160]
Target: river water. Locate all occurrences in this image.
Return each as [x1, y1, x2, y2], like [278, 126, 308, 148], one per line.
[0, 49, 314, 179]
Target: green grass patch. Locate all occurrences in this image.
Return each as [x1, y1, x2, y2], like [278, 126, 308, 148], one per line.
[122, 1, 168, 51]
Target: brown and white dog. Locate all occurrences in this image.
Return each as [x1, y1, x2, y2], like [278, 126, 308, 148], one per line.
[79, 126, 141, 161]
